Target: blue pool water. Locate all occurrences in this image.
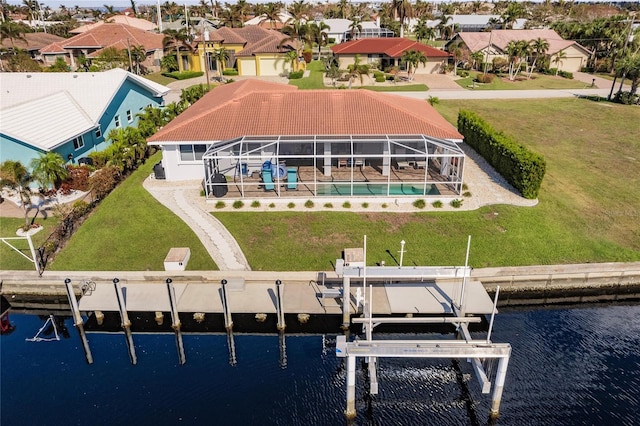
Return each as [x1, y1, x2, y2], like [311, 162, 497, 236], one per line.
[316, 183, 440, 196]
[2, 303, 639, 425]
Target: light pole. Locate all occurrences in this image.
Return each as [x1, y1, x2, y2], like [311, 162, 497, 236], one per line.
[399, 240, 406, 268]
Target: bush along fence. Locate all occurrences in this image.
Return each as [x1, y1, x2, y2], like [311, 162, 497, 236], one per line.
[35, 84, 213, 273]
[458, 110, 546, 199]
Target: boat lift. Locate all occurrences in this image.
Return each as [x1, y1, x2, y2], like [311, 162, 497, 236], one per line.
[336, 236, 512, 420]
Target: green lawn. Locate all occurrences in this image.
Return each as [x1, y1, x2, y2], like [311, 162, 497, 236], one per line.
[0, 215, 60, 270]
[288, 60, 327, 90]
[455, 71, 588, 90]
[143, 72, 176, 86]
[47, 152, 217, 271]
[214, 98, 640, 270]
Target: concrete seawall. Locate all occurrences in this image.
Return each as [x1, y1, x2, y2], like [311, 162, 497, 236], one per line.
[2, 262, 640, 307]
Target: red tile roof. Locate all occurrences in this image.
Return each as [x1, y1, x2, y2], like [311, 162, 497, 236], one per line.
[331, 38, 451, 58]
[40, 23, 164, 54]
[199, 26, 292, 56]
[148, 79, 462, 143]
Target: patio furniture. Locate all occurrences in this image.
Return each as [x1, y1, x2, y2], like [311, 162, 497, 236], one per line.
[396, 160, 411, 170]
[286, 168, 298, 190]
[262, 171, 275, 191]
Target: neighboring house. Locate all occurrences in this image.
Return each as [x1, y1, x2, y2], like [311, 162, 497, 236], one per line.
[188, 26, 302, 77]
[331, 38, 450, 74]
[162, 17, 218, 34]
[0, 69, 169, 168]
[321, 18, 394, 43]
[0, 32, 65, 60]
[447, 29, 590, 72]
[243, 11, 292, 29]
[147, 79, 465, 200]
[71, 15, 158, 34]
[407, 15, 526, 34]
[39, 23, 165, 72]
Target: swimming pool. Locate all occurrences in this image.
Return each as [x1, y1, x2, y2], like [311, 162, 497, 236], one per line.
[316, 183, 440, 196]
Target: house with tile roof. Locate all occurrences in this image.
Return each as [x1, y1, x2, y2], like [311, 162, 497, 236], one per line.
[147, 79, 466, 199]
[39, 23, 165, 72]
[70, 15, 158, 34]
[190, 26, 303, 77]
[331, 38, 451, 74]
[0, 32, 65, 66]
[0, 69, 169, 169]
[446, 29, 591, 72]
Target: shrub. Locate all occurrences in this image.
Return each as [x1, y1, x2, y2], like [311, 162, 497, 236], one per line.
[432, 200, 443, 208]
[323, 203, 333, 208]
[458, 110, 546, 199]
[362, 202, 369, 208]
[65, 165, 91, 191]
[614, 91, 639, 105]
[215, 201, 225, 209]
[88, 151, 111, 169]
[557, 70, 573, 79]
[375, 74, 386, 83]
[287, 202, 295, 209]
[413, 199, 426, 209]
[288, 70, 304, 79]
[381, 203, 388, 208]
[232, 200, 244, 209]
[462, 183, 468, 190]
[476, 73, 494, 83]
[427, 96, 439, 106]
[463, 191, 472, 197]
[222, 68, 238, 76]
[269, 203, 276, 208]
[342, 201, 351, 208]
[304, 200, 314, 208]
[251, 200, 260, 208]
[71, 200, 91, 218]
[88, 166, 120, 201]
[451, 199, 463, 208]
[456, 70, 469, 78]
[162, 71, 204, 80]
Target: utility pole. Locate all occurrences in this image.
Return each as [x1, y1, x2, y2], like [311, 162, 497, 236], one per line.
[156, 0, 162, 32]
[127, 37, 133, 73]
[483, 29, 493, 77]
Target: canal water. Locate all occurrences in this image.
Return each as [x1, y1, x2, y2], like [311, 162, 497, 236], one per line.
[1, 303, 639, 425]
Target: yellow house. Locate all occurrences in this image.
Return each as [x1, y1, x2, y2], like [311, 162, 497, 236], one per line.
[184, 26, 305, 77]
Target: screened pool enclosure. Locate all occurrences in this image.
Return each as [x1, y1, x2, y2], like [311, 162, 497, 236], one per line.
[202, 134, 465, 199]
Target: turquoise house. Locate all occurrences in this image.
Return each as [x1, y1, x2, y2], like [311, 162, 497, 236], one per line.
[0, 69, 169, 168]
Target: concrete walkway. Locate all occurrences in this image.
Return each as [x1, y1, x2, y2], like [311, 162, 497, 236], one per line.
[142, 176, 251, 271]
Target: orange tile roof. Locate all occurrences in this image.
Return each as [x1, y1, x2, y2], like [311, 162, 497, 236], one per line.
[41, 23, 164, 53]
[148, 79, 462, 143]
[331, 38, 451, 58]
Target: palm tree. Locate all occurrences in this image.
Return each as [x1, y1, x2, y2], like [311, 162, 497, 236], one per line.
[30, 152, 68, 191]
[391, 0, 413, 38]
[346, 54, 370, 89]
[0, 160, 40, 230]
[348, 16, 362, 41]
[287, 0, 309, 21]
[212, 47, 229, 79]
[528, 37, 549, 78]
[128, 45, 147, 75]
[470, 51, 484, 71]
[337, 0, 349, 19]
[308, 21, 329, 61]
[500, 2, 525, 30]
[258, 2, 283, 30]
[401, 49, 427, 81]
[553, 49, 567, 75]
[0, 21, 27, 48]
[437, 15, 453, 40]
[506, 39, 530, 80]
[413, 18, 435, 43]
[280, 19, 310, 62]
[163, 28, 193, 71]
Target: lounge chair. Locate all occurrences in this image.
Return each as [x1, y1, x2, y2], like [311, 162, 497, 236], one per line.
[262, 171, 275, 191]
[287, 168, 298, 190]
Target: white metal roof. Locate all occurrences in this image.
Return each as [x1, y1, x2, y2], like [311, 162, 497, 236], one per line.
[0, 69, 169, 151]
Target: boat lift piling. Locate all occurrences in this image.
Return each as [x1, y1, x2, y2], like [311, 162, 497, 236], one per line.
[113, 278, 137, 365]
[226, 329, 237, 366]
[166, 278, 185, 365]
[220, 279, 233, 330]
[64, 278, 93, 364]
[275, 280, 285, 331]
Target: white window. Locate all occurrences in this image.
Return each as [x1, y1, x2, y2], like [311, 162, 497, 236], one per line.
[179, 144, 207, 161]
[72, 135, 84, 150]
[115, 115, 121, 128]
[95, 127, 102, 138]
[126, 110, 133, 122]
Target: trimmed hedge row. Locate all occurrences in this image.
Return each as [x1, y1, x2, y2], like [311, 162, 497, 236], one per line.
[458, 110, 546, 199]
[162, 71, 204, 80]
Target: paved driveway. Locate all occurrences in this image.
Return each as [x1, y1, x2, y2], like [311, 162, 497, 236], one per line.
[412, 73, 465, 90]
